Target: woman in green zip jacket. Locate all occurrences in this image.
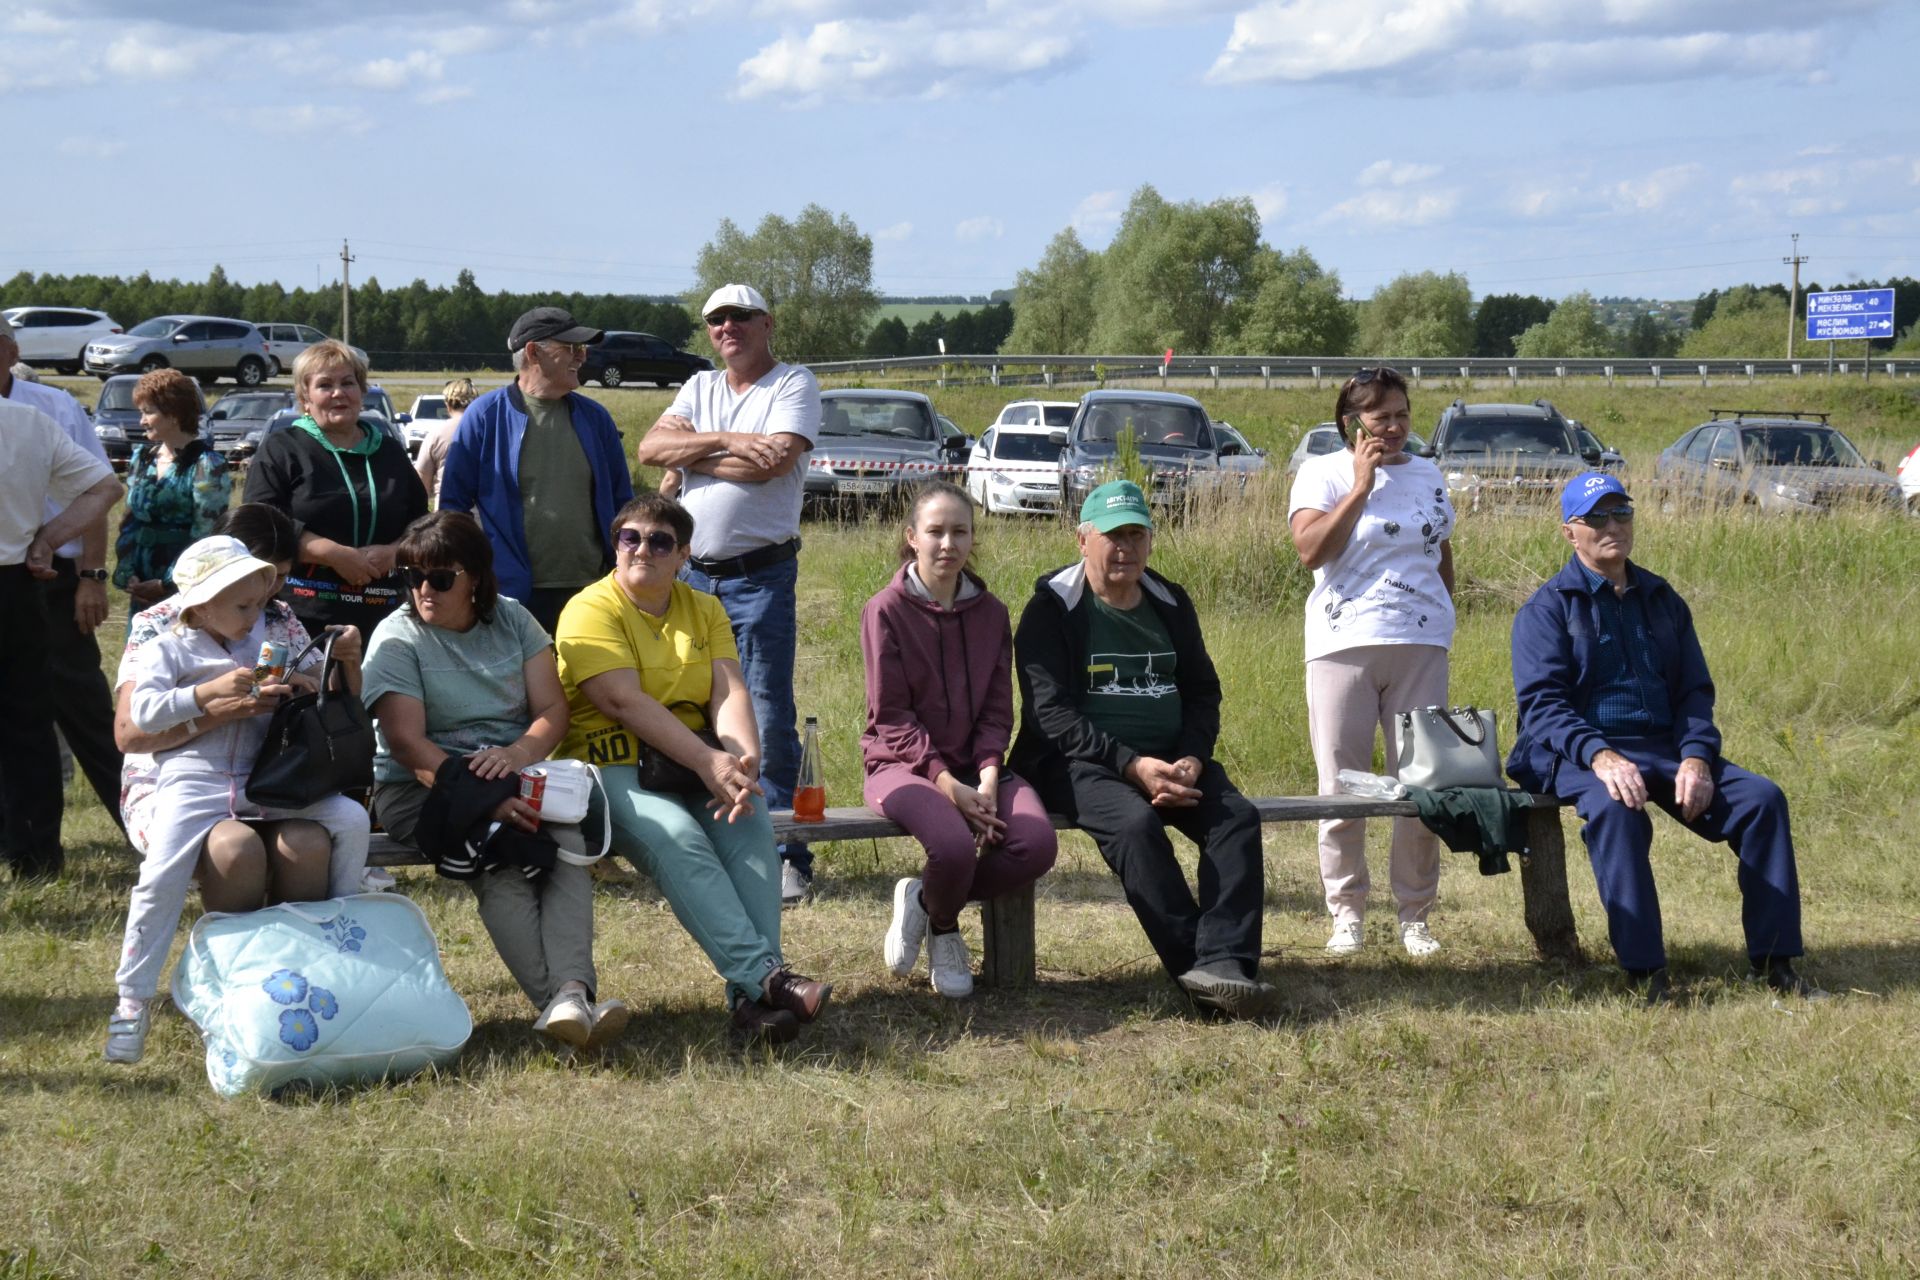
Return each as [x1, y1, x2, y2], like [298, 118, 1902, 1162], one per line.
[242, 340, 429, 637]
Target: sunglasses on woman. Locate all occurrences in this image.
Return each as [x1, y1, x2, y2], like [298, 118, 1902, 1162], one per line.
[403, 566, 467, 591]
[1348, 366, 1401, 385]
[615, 528, 680, 557]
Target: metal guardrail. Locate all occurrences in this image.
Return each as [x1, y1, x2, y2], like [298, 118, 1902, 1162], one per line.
[804, 353, 1916, 389]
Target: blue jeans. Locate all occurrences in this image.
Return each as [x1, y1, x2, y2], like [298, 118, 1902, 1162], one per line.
[681, 556, 810, 873]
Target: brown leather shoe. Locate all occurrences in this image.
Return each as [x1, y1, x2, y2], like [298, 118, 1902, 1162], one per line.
[730, 999, 800, 1044]
[764, 969, 832, 1023]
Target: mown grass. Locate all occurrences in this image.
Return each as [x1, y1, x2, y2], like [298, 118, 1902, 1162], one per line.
[4, 381, 1918, 1277]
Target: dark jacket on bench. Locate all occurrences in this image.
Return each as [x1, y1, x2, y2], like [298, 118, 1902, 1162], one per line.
[1008, 560, 1222, 789]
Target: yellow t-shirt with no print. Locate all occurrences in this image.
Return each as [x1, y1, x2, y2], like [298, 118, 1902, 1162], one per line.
[553, 575, 739, 768]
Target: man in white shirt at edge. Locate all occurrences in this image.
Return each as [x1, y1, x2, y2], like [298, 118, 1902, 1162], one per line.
[0, 396, 123, 879]
[633, 284, 822, 904]
[0, 314, 127, 845]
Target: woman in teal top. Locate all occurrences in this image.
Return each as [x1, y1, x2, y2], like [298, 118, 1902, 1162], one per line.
[114, 367, 231, 608]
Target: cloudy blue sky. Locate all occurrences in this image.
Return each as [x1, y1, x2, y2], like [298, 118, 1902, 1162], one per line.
[6, 0, 1916, 304]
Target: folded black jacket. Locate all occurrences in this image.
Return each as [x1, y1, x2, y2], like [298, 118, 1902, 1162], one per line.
[413, 754, 558, 881]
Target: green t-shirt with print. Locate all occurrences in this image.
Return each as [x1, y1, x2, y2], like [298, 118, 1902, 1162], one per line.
[1080, 594, 1181, 758]
[519, 394, 606, 589]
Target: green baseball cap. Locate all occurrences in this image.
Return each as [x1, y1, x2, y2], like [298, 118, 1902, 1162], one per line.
[1079, 479, 1154, 533]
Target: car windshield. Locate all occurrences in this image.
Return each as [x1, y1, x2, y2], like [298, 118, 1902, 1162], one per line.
[994, 433, 1061, 463]
[1306, 430, 1342, 456]
[126, 318, 180, 338]
[364, 391, 395, 419]
[1079, 401, 1211, 449]
[1042, 405, 1075, 427]
[1218, 427, 1249, 451]
[412, 399, 448, 419]
[97, 380, 137, 411]
[212, 395, 284, 422]
[1741, 426, 1864, 467]
[1447, 417, 1574, 454]
[820, 398, 935, 441]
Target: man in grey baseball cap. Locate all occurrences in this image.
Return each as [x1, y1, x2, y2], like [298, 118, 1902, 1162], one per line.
[439, 307, 634, 632]
[635, 284, 822, 903]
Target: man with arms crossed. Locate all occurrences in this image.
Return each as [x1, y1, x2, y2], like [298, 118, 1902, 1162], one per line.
[634, 285, 820, 904]
[1508, 472, 1820, 1005]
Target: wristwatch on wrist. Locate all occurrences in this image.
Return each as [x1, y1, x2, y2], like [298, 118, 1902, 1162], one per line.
[75, 567, 109, 582]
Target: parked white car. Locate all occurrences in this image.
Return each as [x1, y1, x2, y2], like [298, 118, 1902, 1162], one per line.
[966, 423, 1064, 514]
[1897, 440, 1920, 513]
[2, 306, 122, 373]
[405, 394, 449, 454]
[256, 322, 369, 376]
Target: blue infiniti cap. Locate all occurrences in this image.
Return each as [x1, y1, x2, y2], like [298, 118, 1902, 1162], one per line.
[1561, 471, 1631, 521]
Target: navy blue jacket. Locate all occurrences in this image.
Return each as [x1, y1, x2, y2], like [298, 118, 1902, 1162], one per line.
[1507, 556, 1720, 793]
[438, 383, 635, 603]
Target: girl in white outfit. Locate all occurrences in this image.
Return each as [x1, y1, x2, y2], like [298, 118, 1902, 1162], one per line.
[106, 535, 370, 1063]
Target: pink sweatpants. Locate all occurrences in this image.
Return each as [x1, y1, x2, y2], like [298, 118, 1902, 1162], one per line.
[1305, 643, 1449, 926]
[863, 767, 1058, 931]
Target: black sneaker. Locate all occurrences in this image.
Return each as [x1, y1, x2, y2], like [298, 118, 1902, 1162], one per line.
[1177, 962, 1282, 1020]
[1747, 959, 1829, 1001]
[1629, 967, 1673, 1007]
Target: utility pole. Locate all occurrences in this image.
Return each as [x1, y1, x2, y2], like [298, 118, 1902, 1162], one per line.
[1783, 232, 1807, 359]
[339, 239, 356, 344]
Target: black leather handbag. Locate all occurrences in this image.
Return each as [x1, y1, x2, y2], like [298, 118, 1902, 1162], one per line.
[635, 702, 722, 795]
[246, 629, 376, 809]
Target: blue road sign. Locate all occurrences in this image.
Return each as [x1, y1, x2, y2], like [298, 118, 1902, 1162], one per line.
[1806, 288, 1896, 342]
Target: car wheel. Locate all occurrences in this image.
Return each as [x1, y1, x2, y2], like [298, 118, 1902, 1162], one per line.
[235, 358, 267, 387]
[138, 355, 167, 373]
[269, 357, 283, 377]
[600, 364, 623, 388]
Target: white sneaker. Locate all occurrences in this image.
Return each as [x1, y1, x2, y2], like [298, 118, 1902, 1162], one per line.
[884, 877, 929, 977]
[1400, 921, 1441, 957]
[532, 989, 593, 1047]
[1325, 920, 1365, 955]
[927, 930, 974, 998]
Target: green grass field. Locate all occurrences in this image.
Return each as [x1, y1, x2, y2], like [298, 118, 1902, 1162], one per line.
[5, 379, 1919, 1277]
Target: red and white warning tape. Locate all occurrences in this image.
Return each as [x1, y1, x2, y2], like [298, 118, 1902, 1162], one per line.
[806, 458, 1062, 474]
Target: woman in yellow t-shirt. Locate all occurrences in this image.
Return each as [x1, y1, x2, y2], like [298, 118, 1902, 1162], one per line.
[555, 493, 830, 1044]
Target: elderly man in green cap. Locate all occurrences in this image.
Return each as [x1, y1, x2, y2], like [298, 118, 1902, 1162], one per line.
[1008, 481, 1277, 1018]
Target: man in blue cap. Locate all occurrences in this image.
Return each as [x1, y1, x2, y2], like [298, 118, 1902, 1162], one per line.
[1508, 472, 1819, 1004]
[1009, 480, 1277, 1018]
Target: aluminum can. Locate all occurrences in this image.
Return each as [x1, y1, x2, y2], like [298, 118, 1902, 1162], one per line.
[251, 639, 288, 685]
[519, 767, 547, 816]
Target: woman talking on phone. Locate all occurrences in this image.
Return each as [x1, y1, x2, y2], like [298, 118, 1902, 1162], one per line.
[1286, 366, 1456, 959]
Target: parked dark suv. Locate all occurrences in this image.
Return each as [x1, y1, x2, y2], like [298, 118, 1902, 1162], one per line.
[1053, 389, 1221, 514]
[91, 374, 207, 467]
[1422, 399, 1620, 511]
[579, 332, 712, 388]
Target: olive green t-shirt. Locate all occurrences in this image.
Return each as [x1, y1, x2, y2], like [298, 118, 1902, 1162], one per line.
[1081, 594, 1182, 757]
[519, 395, 606, 589]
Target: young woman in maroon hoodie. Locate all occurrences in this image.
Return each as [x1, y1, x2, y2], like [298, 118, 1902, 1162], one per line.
[860, 482, 1058, 997]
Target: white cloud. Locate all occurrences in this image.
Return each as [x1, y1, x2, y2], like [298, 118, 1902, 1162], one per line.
[418, 85, 474, 105]
[735, 11, 1080, 102]
[430, 25, 507, 56]
[1071, 190, 1125, 240]
[58, 136, 125, 160]
[1358, 160, 1442, 188]
[955, 216, 1005, 241]
[1608, 163, 1700, 211]
[354, 50, 443, 91]
[1207, 0, 1882, 90]
[258, 104, 374, 136]
[1248, 182, 1288, 223]
[873, 221, 914, 241]
[1321, 188, 1460, 228]
[104, 28, 231, 79]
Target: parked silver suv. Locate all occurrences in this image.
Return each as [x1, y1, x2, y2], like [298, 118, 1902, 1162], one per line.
[84, 314, 272, 387]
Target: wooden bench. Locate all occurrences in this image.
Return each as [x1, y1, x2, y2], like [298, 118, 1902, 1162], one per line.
[369, 793, 1580, 988]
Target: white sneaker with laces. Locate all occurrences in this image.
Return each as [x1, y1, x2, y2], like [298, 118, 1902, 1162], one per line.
[1400, 921, 1441, 957]
[533, 988, 593, 1047]
[927, 929, 974, 998]
[1325, 920, 1365, 955]
[884, 877, 929, 977]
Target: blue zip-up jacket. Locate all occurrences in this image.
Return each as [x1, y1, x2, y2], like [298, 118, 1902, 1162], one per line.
[1507, 556, 1720, 793]
[438, 383, 635, 603]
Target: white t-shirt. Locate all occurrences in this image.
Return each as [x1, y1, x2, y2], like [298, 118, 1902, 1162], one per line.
[1288, 449, 1456, 661]
[668, 362, 820, 561]
[0, 399, 112, 565]
[3, 378, 111, 559]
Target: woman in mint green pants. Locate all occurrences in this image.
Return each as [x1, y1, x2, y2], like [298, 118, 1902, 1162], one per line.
[554, 494, 830, 1044]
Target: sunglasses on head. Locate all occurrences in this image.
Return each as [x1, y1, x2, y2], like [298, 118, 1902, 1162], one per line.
[705, 309, 760, 327]
[1570, 506, 1635, 529]
[403, 566, 466, 591]
[1348, 366, 1400, 386]
[615, 528, 680, 557]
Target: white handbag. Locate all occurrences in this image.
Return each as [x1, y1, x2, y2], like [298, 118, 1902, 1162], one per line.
[1393, 706, 1502, 790]
[528, 758, 610, 866]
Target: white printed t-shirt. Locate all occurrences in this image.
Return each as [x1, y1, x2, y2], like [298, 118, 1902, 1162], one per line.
[668, 363, 821, 561]
[0, 399, 112, 564]
[1287, 449, 1456, 662]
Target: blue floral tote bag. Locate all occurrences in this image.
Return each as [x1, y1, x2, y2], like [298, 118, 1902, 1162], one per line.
[171, 893, 472, 1097]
